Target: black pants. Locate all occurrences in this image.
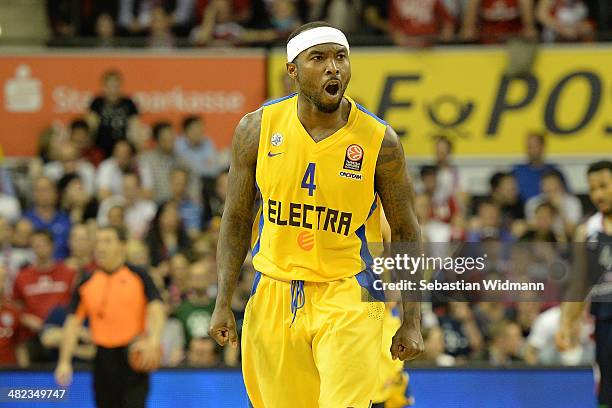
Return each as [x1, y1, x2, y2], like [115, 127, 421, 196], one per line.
[596, 319, 612, 408]
[93, 346, 149, 408]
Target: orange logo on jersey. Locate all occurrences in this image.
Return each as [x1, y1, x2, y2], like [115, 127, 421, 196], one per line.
[347, 144, 364, 161]
[297, 231, 315, 251]
[344, 144, 364, 171]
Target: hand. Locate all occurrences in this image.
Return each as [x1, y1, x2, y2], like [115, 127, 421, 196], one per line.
[55, 361, 73, 387]
[555, 320, 579, 351]
[209, 304, 238, 348]
[131, 337, 161, 372]
[21, 313, 43, 332]
[390, 322, 424, 361]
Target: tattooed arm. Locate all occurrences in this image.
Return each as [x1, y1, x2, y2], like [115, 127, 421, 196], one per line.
[209, 109, 261, 348]
[375, 125, 424, 361]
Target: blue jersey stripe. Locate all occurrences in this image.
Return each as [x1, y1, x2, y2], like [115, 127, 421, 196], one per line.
[250, 271, 262, 297]
[251, 183, 265, 257]
[356, 197, 378, 270]
[355, 197, 385, 301]
[262, 93, 297, 107]
[356, 103, 388, 125]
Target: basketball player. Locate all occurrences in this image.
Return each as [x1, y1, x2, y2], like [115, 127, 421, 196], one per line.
[209, 21, 424, 407]
[557, 160, 612, 407]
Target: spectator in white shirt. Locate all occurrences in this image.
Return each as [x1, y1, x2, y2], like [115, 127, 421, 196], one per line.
[97, 172, 157, 239]
[525, 306, 594, 365]
[175, 115, 219, 212]
[0, 195, 20, 225]
[0, 167, 20, 223]
[139, 122, 178, 203]
[415, 193, 451, 243]
[525, 170, 582, 238]
[43, 142, 96, 194]
[96, 140, 153, 200]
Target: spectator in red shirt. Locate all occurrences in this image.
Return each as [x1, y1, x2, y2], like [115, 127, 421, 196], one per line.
[420, 165, 460, 224]
[0, 265, 25, 366]
[390, 0, 455, 46]
[12, 230, 76, 343]
[190, 0, 247, 46]
[69, 119, 104, 168]
[461, 0, 537, 43]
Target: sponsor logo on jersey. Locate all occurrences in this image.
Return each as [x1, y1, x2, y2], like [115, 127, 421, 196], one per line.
[271, 132, 283, 146]
[297, 231, 315, 251]
[343, 144, 363, 171]
[267, 199, 352, 236]
[339, 171, 362, 181]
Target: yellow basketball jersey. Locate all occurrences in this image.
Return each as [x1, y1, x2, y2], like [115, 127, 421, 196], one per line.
[251, 93, 387, 282]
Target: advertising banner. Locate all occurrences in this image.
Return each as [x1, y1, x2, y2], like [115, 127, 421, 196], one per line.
[0, 51, 266, 156]
[268, 46, 612, 157]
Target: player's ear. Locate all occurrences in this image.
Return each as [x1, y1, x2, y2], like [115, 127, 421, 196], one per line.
[286, 62, 298, 80]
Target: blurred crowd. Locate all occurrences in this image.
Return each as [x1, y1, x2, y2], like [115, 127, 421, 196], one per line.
[34, 0, 611, 47]
[0, 67, 599, 370]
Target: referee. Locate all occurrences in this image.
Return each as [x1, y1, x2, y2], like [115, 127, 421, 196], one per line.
[55, 226, 165, 408]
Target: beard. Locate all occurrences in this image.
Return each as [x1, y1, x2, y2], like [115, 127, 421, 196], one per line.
[314, 95, 342, 113]
[303, 88, 343, 113]
[298, 74, 344, 113]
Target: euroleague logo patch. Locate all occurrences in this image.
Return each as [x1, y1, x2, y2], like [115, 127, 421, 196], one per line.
[343, 144, 363, 171]
[297, 231, 314, 251]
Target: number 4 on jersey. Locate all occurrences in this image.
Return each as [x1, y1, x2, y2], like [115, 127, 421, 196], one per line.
[301, 163, 316, 196]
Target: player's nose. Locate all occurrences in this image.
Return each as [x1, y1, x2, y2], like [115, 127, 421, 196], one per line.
[325, 58, 339, 75]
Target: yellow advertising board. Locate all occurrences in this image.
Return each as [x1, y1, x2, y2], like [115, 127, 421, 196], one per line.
[268, 46, 612, 157]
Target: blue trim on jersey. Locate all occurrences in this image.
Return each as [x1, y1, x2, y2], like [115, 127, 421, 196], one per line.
[250, 271, 262, 297]
[357, 197, 378, 268]
[356, 103, 388, 125]
[354, 197, 385, 301]
[262, 93, 297, 107]
[251, 210, 264, 257]
[252, 183, 264, 257]
[355, 270, 385, 301]
[367, 195, 378, 218]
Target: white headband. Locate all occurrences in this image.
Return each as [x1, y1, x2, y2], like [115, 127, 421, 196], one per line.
[286, 27, 350, 63]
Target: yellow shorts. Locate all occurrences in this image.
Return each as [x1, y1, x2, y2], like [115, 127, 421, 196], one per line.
[241, 271, 385, 408]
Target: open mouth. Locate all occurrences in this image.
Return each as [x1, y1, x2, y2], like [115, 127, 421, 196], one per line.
[324, 81, 340, 96]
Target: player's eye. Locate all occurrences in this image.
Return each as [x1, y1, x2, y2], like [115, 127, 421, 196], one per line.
[336, 54, 345, 60]
[312, 55, 322, 61]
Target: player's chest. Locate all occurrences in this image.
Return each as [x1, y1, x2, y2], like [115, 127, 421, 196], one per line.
[259, 131, 373, 196]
